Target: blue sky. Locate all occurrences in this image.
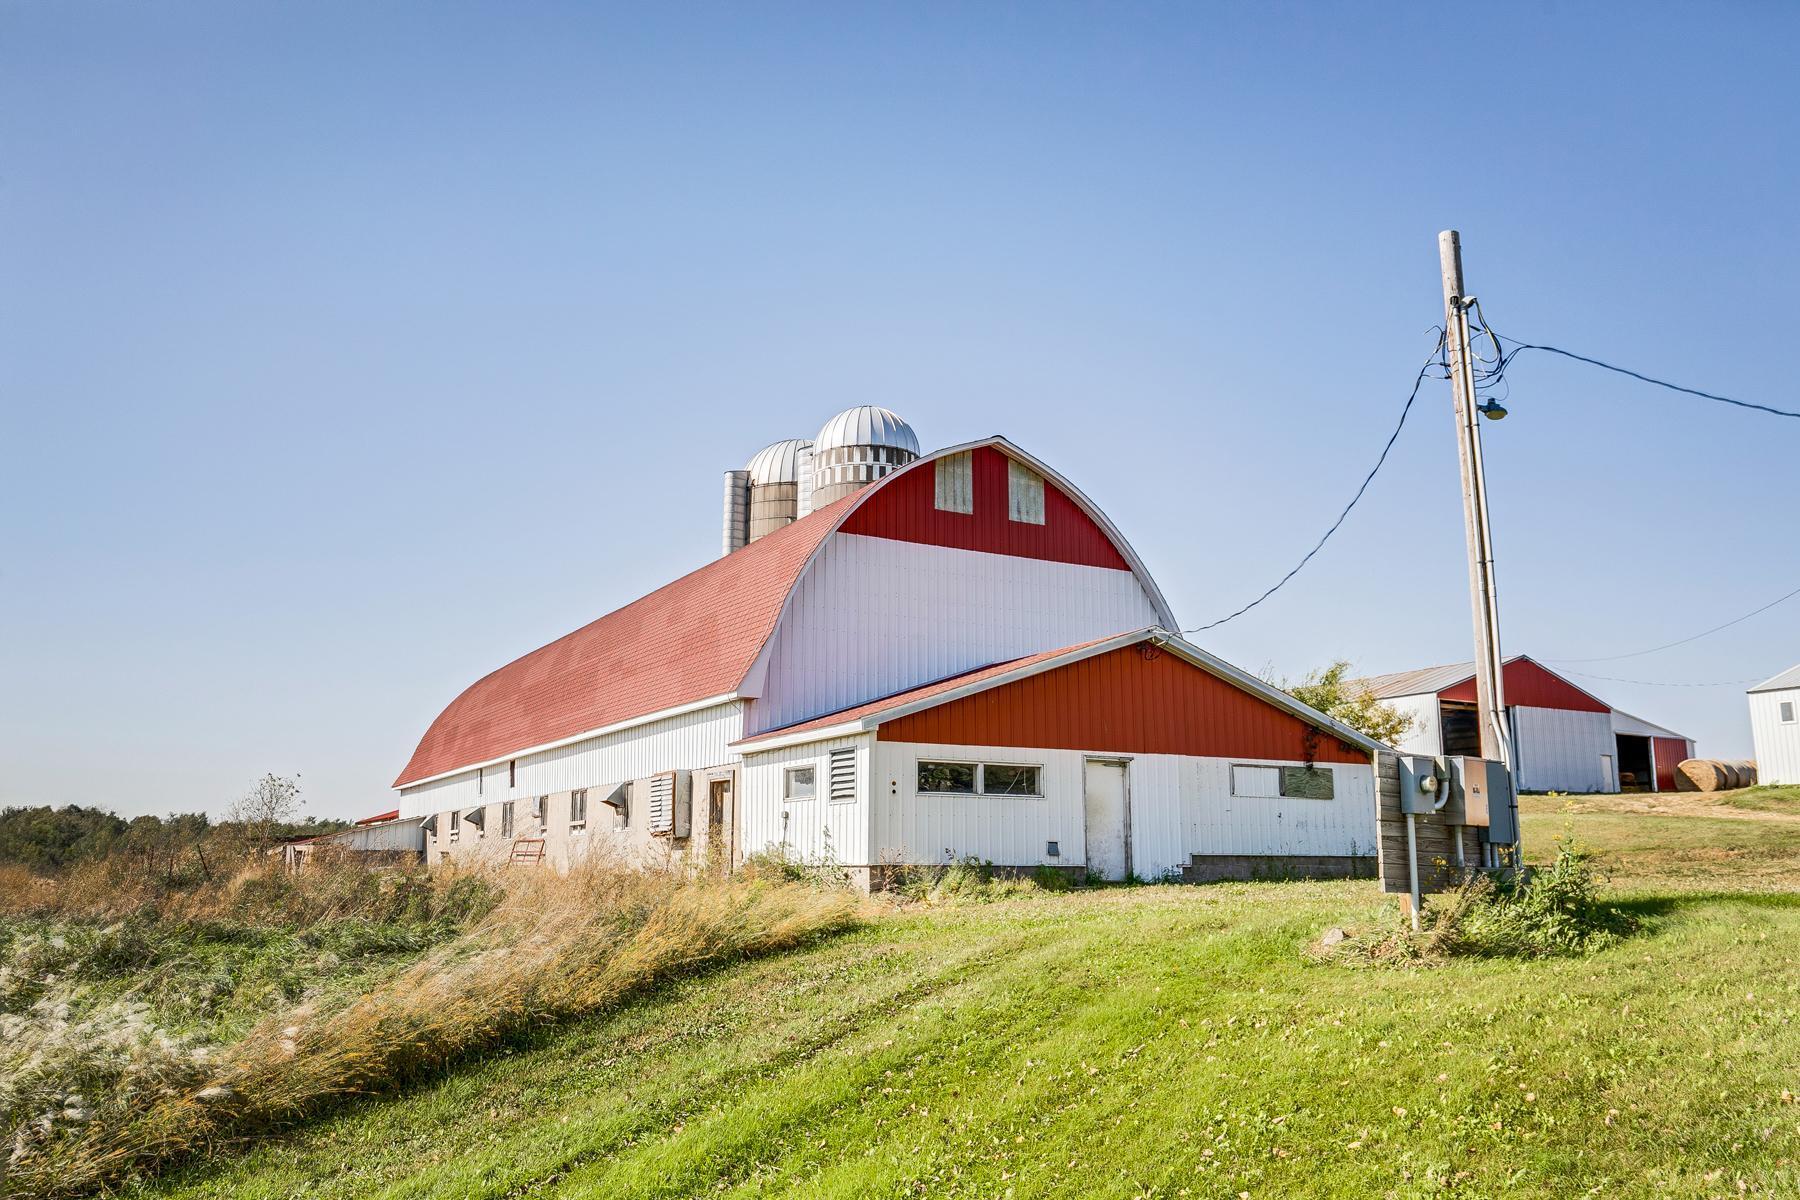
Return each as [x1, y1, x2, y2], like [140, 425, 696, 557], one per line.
[3, 3, 1795, 820]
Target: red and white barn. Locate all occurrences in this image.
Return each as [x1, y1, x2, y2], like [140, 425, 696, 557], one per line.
[395, 419, 1386, 885]
[1355, 657, 1695, 794]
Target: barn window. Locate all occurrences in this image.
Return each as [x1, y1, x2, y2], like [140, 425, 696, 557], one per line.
[1782, 700, 1796, 724]
[532, 794, 547, 830]
[570, 788, 587, 831]
[785, 766, 817, 801]
[828, 748, 857, 804]
[1231, 764, 1334, 800]
[477, 767, 484, 797]
[500, 800, 515, 838]
[917, 761, 977, 793]
[935, 452, 973, 514]
[981, 763, 1042, 796]
[1007, 460, 1045, 524]
[509, 760, 516, 788]
[601, 782, 629, 827]
[448, 809, 461, 842]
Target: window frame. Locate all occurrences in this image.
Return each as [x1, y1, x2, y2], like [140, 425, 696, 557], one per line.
[500, 800, 514, 839]
[447, 809, 461, 843]
[784, 765, 817, 802]
[1229, 762, 1336, 801]
[570, 788, 588, 832]
[914, 760, 1044, 798]
[1782, 699, 1797, 725]
[1006, 459, 1046, 525]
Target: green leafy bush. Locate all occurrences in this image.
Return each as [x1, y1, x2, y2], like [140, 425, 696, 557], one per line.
[1428, 837, 1634, 958]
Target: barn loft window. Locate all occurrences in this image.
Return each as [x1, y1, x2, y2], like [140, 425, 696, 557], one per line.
[1007, 460, 1045, 524]
[1782, 700, 1796, 724]
[509, 760, 517, 788]
[828, 747, 857, 804]
[570, 788, 588, 831]
[477, 767, 484, 797]
[934, 452, 973, 514]
[785, 766, 816, 801]
[916, 761, 1042, 796]
[1230, 763, 1334, 801]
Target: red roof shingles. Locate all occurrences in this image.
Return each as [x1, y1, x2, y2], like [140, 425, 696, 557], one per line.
[393, 495, 855, 787]
[733, 634, 1121, 746]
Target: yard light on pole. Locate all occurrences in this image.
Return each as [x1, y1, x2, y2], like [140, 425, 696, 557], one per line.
[1477, 399, 1507, 420]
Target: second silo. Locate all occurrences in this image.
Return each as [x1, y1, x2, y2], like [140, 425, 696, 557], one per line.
[745, 438, 814, 542]
[810, 406, 920, 507]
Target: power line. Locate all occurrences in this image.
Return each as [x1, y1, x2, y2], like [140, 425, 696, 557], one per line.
[1547, 581, 1800, 663]
[1187, 338, 1445, 633]
[1494, 335, 1800, 420]
[1560, 668, 1766, 689]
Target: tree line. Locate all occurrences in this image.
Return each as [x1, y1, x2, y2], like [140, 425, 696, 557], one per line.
[0, 774, 348, 875]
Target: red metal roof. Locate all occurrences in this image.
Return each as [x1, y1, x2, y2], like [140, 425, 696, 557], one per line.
[394, 494, 856, 787]
[355, 809, 401, 826]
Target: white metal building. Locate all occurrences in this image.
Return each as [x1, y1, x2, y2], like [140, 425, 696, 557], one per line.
[1748, 664, 1800, 786]
[1356, 657, 1695, 794]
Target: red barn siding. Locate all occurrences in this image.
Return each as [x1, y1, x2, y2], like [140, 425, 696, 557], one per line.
[877, 644, 1368, 763]
[1652, 736, 1689, 792]
[1440, 658, 1609, 714]
[839, 446, 1129, 570]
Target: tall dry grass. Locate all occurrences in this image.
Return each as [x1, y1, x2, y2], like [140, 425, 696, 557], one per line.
[4, 862, 860, 1198]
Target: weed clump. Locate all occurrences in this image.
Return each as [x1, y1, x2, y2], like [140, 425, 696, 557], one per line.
[1313, 837, 1634, 965]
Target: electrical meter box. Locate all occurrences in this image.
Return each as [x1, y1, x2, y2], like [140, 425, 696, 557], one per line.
[1398, 755, 1447, 815]
[1446, 757, 1516, 843]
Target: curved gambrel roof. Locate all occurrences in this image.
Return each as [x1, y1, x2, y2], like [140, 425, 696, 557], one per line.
[394, 437, 1174, 789]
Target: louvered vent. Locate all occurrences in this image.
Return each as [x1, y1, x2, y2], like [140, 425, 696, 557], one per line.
[648, 773, 675, 835]
[829, 747, 856, 804]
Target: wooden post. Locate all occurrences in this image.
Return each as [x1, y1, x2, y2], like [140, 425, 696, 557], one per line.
[1439, 230, 1518, 863]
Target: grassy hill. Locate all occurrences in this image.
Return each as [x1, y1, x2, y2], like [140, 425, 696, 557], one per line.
[111, 789, 1800, 1200]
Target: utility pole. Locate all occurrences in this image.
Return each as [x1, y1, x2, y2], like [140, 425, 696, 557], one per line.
[1438, 230, 1517, 865]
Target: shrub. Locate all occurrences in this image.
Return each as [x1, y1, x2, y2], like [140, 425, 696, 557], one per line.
[1426, 837, 1634, 958]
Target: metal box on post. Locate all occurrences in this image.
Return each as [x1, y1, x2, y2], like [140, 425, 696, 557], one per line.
[1398, 755, 1447, 815]
[1446, 757, 1516, 842]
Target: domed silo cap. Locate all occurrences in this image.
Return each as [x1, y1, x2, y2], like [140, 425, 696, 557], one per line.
[745, 438, 815, 486]
[814, 406, 920, 455]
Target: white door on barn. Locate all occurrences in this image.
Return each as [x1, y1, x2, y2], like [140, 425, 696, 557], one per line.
[1083, 759, 1130, 881]
[1599, 754, 1615, 793]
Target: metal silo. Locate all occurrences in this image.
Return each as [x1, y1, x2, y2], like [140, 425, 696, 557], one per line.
[809, 406, 920, 507]
[745, 438, 815, 542]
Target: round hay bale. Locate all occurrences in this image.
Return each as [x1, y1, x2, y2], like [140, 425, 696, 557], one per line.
[1676, 759, 1728, 792]
[1722, 760, 1758, 789]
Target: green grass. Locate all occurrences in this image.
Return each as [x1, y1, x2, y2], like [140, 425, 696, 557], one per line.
[125, 796, 1800, 1200]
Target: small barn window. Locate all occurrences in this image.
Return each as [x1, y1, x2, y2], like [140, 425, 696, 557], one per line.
[532, 794, 547, 830]
[570, 788, 587, 831]
[648, 773, 676, 835]
[828, 748, 857, 804]
[601, 782, 629, 827]
[1007, 460, 1045, 524]
[934, 452, 973, 514]
[448, 809, 461, 842]
[1782, 700, 1796, 724]
[785, 766, 817, 801]
[1231, 764, 1334, 800]
[917, 761, 977, 794]
[500, 800, 515, 838]
[509, 760, 516, 788]
[477, 767, 484, 797]
[982, 763, 1042, 796]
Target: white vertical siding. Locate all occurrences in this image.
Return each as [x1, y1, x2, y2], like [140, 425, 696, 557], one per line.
[398, 701, 744, 819]
[1383, 693, 1443, 755]
[1181, 757, 1378, 860]
[1749, 690, 1800, 786]
[872, 741, 1084, 871]
[1510, 705, 1617, 792]
[869, 740, 1377, 880]
[739, 735, 872, 865]
[748, 533, 1161, 734]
